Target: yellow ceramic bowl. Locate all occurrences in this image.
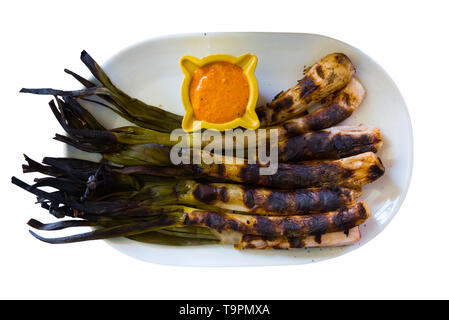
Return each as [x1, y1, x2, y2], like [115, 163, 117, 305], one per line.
[180, 53, 259, 132]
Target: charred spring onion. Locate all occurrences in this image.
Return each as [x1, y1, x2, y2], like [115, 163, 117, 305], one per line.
[47, 95, 381, 165]
[20, 155, 361, 215]
[256, 53, 356, 126]
[12, 174, 369, 245]
[109, 151, 384, 189]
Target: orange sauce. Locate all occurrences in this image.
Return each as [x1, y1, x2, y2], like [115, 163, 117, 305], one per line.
[189, 61, 249, 124]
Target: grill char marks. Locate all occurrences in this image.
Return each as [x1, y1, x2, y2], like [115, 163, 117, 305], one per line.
[368, 161, 385, 180]
[199, 152, 385, 190]
[184, 201, 369, 237]
[255, 53, 356, 126]
[242, 186, 358, 215]
[272, 95, 294, 113]
[239, 164, 261, 185]
[316, 65, 325, 79]
[246, 161, 350, 189]
[304, 103, 352, 132]
[192, 184, 228, 204]
[297, 76, 320, 100]
[279, 125, 382, 162]
[280, 77, 366, 138]
[113, 153, 384, 190]
[243, 188, 256, 209]
[332, 202, 368, 231]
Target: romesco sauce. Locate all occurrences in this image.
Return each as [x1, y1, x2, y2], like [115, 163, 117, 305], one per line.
[189, 61, 249, 124]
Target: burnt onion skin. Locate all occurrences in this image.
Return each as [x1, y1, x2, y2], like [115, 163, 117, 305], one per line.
[20, 155, 361, 216]
[256, 53, 356, 126]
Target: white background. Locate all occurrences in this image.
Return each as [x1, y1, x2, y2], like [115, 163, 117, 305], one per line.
[1, 0, 448, 299]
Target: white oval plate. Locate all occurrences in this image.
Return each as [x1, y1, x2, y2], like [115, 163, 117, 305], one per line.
[69, 32, 413, 266]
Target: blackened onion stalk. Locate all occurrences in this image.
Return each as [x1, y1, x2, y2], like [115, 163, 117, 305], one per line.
[11, 174, 369, 245]
[19, 155, 361, 216]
